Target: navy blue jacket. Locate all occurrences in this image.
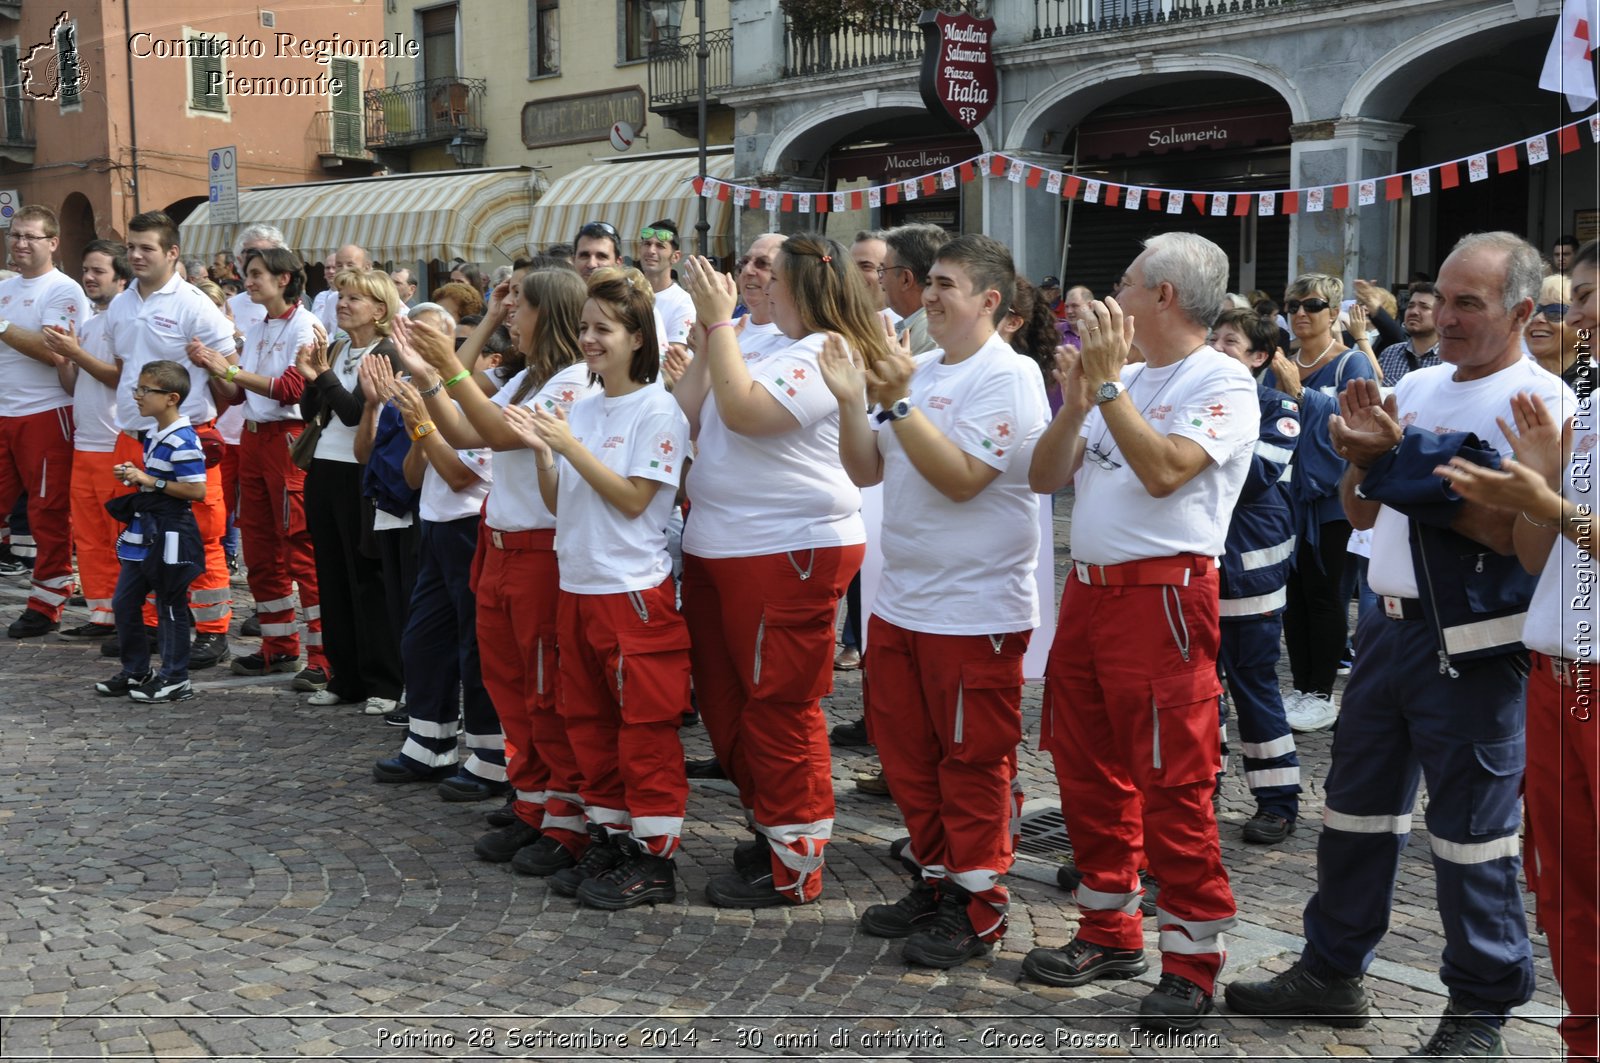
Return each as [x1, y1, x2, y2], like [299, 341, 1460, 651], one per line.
[1219, 383, 1300, 619]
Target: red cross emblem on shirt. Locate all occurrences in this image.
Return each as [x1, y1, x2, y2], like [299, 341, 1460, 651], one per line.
[560, 389, 575, 402]
[659, 439, 675, 455]
[1207, 403, 1226, 418]
[791, 368, 806, 380]
[995, 422, 1011, 438]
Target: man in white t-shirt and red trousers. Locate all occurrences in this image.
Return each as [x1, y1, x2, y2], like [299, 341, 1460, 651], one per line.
[1227, 233, 1572, 1057]
[0, 204, 95, 638]
[823, 233, 1048, 967]
[1025, 232, 1257, 1031]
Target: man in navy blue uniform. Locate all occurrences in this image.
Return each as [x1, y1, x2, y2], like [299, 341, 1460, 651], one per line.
[1209, 309, 1301, 844]
[1226, 233, 1575, 1058]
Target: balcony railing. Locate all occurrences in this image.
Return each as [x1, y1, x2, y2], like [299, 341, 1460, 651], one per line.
[782, 1, 987, 78]
[364, 77, 487, 151]
[647, 29, 734, 109]
[310, 109, 367, 159]
[0, 92, 34, 149]
[1034, 0, 1290, 38]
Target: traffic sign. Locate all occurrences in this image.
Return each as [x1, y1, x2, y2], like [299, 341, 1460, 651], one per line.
[0, 190, 17, 229]
[208, 146, 239, 226]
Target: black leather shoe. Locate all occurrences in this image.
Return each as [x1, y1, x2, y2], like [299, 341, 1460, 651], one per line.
[1223, 958, 1370, 1027]
[551, 827, 624, 897]
[684, 756, 726, 780]
[437, 770, 510, 803]
[60, 621, 116, 640]
[732, 837, 769, 879]
[860, 881, 941, 938]
[577, 839, 677, 909]
[189, 632, 231, 670]
[511, 834, 576, 876]
[372, 755, 453, 785]
[1022, 936, 1148, 987]
[485, 797, 517, 828]
[705, 870, 808, 908]
[474, 819, 542, 862]
[1412, 1002, 1507, 1057]
[829, 716, 871, 747]
[1242, 809, 1296, 845]
[7, 609, 58, 638]
[1139, 973, 1214, 1031]
[240, 611, 262, 637]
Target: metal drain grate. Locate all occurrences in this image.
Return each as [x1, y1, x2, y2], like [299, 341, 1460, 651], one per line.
[1016, 806, 1073, 858]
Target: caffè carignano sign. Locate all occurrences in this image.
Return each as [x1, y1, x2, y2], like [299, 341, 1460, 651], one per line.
[522, 88, 645, 149]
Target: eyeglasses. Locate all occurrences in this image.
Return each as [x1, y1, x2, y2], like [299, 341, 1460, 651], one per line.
[1084, 442, 1122, 471]
[1285, 298, 1331, 315]
[735, 255, 774, 273]
[133, 385, 176, 397]
[638, 227, 677, 244]
[876, 264, 913, 279]
[1535, 302, 1570, 322]
[7, 232, 50, 243]
[577, 221, 619, 241]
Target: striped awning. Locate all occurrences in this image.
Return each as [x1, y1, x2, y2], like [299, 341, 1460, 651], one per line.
[179, 167, 540, 265]
[527, 154, 736, 259]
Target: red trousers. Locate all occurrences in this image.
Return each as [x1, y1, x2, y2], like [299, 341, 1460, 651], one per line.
[866, 618, 1029, 942]
[114, 432, 232, 633]
[1042, 565, 1237, 994]
[472, 526, 586, 852]
[0, 408, 75, 620]
[237, 424, 324, 667]
[683, 544, 864, 902]
[556, 577, 690, 856]
[1526, 654, 1599, 1059]
[70, 449, 131, 626]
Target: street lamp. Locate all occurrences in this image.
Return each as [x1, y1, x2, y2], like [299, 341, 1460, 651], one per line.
[644, 0, 707, 256]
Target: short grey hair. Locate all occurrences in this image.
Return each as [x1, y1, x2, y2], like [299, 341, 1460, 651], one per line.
[408, 300, 457, 335]
[233, 224, 286, 255]
[489, 265, 513, 288]
[1140, 232, 1228, 328]
[1449, 231, 1543, 314]
[853, 229, 889, 245]
[884, 223, 953, 282]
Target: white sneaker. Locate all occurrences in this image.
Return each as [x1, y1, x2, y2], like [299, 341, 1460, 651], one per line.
[307, 689, 343, 706]
[363, 696, 398, 716]
[1289, 691, 1338, 732]
[1280, 690, 1306, 724]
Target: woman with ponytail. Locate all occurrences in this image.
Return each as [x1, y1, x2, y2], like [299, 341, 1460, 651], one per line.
[673, 234, 889, 908]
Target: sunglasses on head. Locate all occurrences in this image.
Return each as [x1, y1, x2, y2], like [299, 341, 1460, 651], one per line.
[639, 227, 677, 245]
[1285, 298, 1331, 314]
[578, 221, 619, 240]
[1535, 302, 1570, 322]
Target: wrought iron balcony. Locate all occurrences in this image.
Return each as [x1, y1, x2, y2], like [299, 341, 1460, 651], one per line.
[647, 28, 734, 110]
[781, 0, 987, 78]
[364, 77, 487, 151]
[1034, 0, 1291, 38]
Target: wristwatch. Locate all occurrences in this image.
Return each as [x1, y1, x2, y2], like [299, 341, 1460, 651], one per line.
[875, 398, 913, 424]
[1094, 381, 1126, 406]
[152, 478, 167, 492]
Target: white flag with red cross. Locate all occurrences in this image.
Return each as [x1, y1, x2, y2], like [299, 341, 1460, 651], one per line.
[1541, 0, 1599, 111]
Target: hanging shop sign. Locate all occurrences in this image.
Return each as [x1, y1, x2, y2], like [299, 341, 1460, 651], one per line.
[918, 9, 997, 131]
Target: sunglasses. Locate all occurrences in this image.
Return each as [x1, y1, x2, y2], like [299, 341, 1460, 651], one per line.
[1535, 302, 1570, 322]
[1285, 298, 1331, 314]
[638, 227, 677, 244]
[577, 221, 619, 240]
[735, 255, 774, 273]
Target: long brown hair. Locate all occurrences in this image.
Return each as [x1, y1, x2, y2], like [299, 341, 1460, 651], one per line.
[777, 234, 894, 370]
[509, 267, 587, 405]
[586, 266, 660, 384]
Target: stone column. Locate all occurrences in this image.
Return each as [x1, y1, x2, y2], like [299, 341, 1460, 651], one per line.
[1289, 117, 1410, 286]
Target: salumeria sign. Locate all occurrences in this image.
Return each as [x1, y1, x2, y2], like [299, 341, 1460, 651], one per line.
[918, 11, 998, 131]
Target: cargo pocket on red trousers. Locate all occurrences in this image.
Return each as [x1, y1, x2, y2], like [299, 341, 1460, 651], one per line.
[1149, 671, 1223, 787]
[617, 622, 693, 724]
[752, 599, 836, 703]
[952, 654, 1025, 765]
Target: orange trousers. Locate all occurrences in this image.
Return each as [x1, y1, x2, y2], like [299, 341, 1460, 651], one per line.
[69, 449, 131, 626]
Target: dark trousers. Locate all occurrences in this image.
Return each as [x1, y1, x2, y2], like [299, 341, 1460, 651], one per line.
[1283, 518, 1350, 697]
[841, 572, 862, 651]
[113, 559, 195, 681]
[303, 459, 402, 701]
[375, 522, 420, 655]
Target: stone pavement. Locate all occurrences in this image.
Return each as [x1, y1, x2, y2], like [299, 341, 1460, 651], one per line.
[0, 493, 1569, 1060]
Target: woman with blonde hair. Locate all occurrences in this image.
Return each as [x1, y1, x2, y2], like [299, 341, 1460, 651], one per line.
[671, 233, 888, 908]
[391, 267, 597, 874]
[1525, 272, 1593, 399]
[295, 267, 406, 714]
[1265, 272, 1378, 732]
[504, 266, 692, 909]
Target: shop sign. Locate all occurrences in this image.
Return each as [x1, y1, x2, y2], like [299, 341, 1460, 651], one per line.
[918, 10, 996, 130]
[1076, 105, 1291, 159]
[522, 88, 646, 149]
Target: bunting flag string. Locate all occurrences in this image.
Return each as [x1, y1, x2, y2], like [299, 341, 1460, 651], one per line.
[690, 115, 1597, 217]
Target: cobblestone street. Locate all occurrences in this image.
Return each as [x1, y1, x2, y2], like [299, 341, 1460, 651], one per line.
[0, 493, 1569, 1060]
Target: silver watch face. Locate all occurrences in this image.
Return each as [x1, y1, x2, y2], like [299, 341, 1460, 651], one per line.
[1097, 382, 1120, 403]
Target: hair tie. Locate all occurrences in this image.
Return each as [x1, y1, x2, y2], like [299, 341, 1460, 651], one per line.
[820, 255, 832, 263]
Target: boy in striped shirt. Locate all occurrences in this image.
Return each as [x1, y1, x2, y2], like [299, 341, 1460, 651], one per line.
[97, 360, 208, 703]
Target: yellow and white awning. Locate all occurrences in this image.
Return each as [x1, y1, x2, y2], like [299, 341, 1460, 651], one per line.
[527, 154, 736, 258]
[179, 167, 540, 265]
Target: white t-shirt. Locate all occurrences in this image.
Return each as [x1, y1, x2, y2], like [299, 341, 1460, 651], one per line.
[873, 335, 1050, 634]
[485, 362, 597, 532]
[738, 319, 792, 362]
[555, 385, 689, 594]
[240, 305, 319, 423]
[683, 332, 865, 558]
[1524, 397, 1600, 660]
[228, 290, 265, 333]
[1368, 359, 1575, 598]
[1071, 346, 1259, 565]
[654, 283, 696, 346]
[312, 339, 379, 464]
[71, 311, 119, 453]
[0, 269, 92, 417]
[313, 289, 339, 335]
[420, 437, 493, 523]
[105, 274, 236, 430]
[219, 296, 255, 445]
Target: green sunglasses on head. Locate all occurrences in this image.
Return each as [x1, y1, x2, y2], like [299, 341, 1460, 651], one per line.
[639, 227, 677, 244]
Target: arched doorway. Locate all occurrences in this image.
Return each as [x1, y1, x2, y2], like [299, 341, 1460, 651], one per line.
[57, 192, 94, 280]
